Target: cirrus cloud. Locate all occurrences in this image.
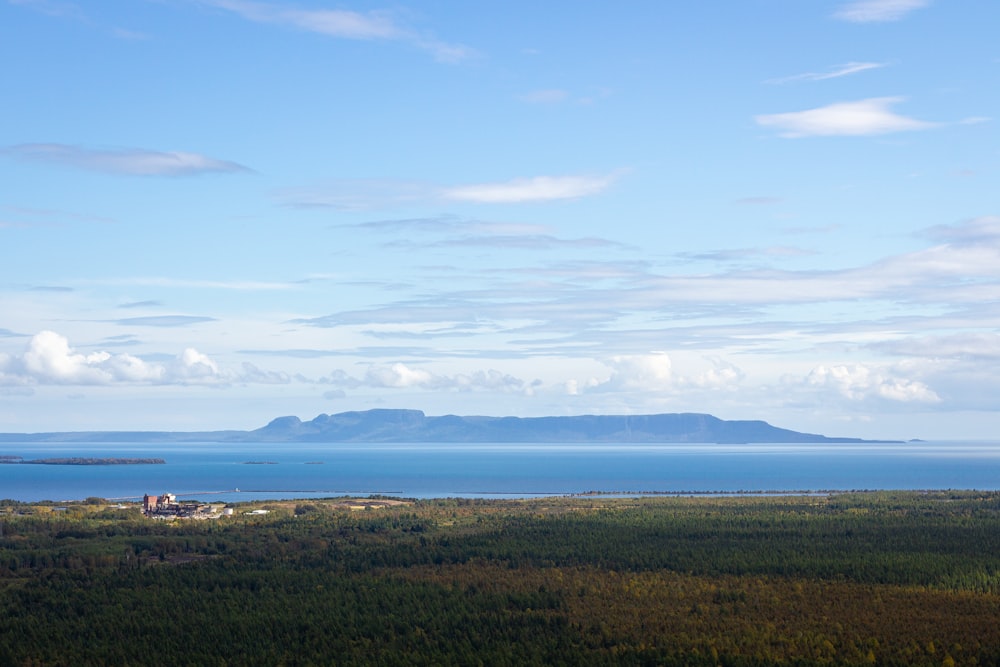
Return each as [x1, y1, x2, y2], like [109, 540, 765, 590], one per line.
[278, 173, 621, 209]
[833, 0, 930, 23]
[767, 61, 887, 84]
[1, 143, 250, 176]
[201, 0, 475, 63]
[443, 174, 618, 204]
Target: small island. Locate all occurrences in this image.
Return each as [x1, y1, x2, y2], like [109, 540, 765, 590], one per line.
[17, 457, 166, 465]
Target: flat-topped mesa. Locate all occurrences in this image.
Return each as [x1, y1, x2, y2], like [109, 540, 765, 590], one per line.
[249, 409, 880, 444]
[0, 409, 896, 443]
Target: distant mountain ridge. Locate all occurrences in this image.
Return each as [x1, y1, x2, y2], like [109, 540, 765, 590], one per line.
[0, 409, 892, 443]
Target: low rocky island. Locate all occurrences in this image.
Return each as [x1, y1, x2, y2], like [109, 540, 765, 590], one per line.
[9, 457, 166, 465]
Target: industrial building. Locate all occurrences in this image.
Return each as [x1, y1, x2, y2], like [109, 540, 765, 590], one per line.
[143, 493, 225, 519]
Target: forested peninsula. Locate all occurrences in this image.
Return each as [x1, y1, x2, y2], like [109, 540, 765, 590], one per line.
[0, 408, 894, 443]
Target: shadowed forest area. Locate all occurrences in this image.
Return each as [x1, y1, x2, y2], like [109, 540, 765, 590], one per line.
[2, 491, 999, 665]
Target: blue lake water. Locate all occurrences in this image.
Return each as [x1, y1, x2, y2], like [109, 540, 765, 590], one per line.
[1, 441, 999, 503]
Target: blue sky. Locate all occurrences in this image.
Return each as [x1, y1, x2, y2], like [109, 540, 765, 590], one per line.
[1, 0, 997, 439]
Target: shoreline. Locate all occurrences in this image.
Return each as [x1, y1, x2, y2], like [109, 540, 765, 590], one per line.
[37, 487, 994, 505]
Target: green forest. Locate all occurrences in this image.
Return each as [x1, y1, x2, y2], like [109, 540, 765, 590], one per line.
[2, 491, 999, 665]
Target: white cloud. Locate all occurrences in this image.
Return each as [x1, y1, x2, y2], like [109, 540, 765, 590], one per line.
[755, 97, 934, 137]
[1, 144, 249, 176]
[833, 0, 929, 23]
[10, 331, 163, 384]
[444, 174, 617, 204]
[203, 0, 474, 62]
[565, 378, 600, 396]
[0, 331, 288, 386]
[768, 61, 886, 84]
[612, 353, 673, 388]
[806, 363, 939, 402]
[323, 362, 529, 393]
[240, 362, 292, 384]
[365, 363, 436, 389]
[577, 354, 748, 395]
[279, 174, 619, 209]
[683, 359, 745, 390]
[289, 215, 1000, 348]
[597, 353, 674, 391]
[171, 348, 220, 380]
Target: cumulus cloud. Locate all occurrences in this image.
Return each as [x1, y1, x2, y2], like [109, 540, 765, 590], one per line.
[833, 0, 929, 23]
[1, 144, 250, 176]
[805, 363, 939, 403]
[566, 354, 676, 395]
[0, 331, 287, 386]
[171, 348, 220, 381]
[602, 353, 674, 390]
[683, 359, 745, 390]
[573, 354, 746, 396]
[366, 363, 437, 389]
[5, 331, 164, 384]
[202, 0, 474, 62]
[755, 97, 934, 137]
[239, 362, 291, 384]
[443, 174, 618, 204]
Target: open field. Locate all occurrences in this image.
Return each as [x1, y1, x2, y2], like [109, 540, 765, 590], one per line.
[2, 491, 999, 665]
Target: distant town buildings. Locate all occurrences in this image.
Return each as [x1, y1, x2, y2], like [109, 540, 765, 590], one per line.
[143, 493, 225, 520]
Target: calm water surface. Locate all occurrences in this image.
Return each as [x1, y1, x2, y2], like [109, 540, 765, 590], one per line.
[1, 441, 998, 503]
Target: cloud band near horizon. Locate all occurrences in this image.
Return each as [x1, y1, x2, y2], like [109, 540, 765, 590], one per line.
[1, 143, 250, 176]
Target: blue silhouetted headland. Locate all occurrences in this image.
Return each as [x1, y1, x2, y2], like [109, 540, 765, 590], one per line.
[0, 409, 897, 443]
